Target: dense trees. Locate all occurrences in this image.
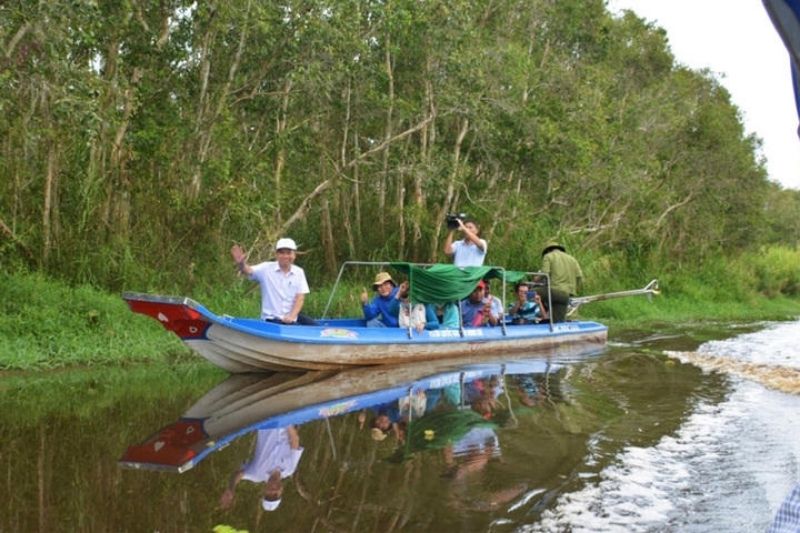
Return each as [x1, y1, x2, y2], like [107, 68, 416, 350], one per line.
[1, 0, 796, 290]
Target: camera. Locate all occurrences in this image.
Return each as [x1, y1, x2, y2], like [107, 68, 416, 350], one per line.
[446, 212, 468, 230]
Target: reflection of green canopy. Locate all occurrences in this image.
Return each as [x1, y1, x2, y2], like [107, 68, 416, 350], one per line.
[390, 263, 527, 304]
[388, 409, 497, 463]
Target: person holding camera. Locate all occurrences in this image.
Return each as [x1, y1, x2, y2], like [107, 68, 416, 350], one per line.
[508, 282, 548, 324]
[443, 215, 487, 267]
[461, 281, 498, 327]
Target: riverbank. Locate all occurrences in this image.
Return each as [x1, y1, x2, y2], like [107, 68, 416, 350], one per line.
[2, 271, 799, 372]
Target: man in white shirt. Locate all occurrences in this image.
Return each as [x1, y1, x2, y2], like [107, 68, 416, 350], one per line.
[219, 426, 304, 512]
[230, 238, 316, 325]
[443, 217, 488, 267]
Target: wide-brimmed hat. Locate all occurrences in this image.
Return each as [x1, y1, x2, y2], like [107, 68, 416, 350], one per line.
[372, 272, 395, 288]
[275, 238, 297, 251]
[541, 240, 565, 256]
[371, 427, 388, 441]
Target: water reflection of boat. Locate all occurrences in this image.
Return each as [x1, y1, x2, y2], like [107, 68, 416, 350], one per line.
[119, 347, 597, 473]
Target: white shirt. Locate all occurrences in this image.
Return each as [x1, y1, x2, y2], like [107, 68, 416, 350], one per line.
[484, 295, 503, 320]
[242, 428, 304, 482]
[452, 239, 488, 267]
[452, 427, 501, 457]
[249, 262, 310, 320]
[398, 302, 427, 330]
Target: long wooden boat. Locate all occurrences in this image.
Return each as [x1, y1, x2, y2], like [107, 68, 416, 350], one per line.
[122, 293, 607, 373]
[118, 350, 597, 473]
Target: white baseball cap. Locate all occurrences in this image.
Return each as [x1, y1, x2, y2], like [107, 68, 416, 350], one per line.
[274, 238, 297, 251]
[262, 497, 282, 511]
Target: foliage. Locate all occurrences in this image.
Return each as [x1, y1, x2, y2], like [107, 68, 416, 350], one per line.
[745, 246, 800, 297]
[1, 0, 797, 296]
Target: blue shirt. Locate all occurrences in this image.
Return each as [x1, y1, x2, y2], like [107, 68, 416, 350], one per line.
[461, 299, 485, 327]
[362, 286, 400, 327]
[509, 300, 542, 321]
[441, 303, 460, 329]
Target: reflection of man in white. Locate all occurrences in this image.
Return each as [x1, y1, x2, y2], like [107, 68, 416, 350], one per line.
[219, 426, 303, 512]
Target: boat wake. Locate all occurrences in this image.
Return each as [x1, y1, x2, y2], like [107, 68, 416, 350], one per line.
[521, 381, 799, 532]
[519, 320, 800, 532]
[665, 319, 800, 395]
[666, 350, 800, 395]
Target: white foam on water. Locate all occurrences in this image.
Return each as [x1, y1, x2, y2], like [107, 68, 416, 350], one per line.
[699, 319, 800, 369]
[518, 320, 800, 533]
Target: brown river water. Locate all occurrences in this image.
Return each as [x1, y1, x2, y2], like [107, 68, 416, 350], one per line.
[1, 319, 799, 532]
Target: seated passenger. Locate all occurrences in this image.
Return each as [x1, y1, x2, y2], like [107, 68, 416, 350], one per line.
[365, 402, 403, 442]
[483, 281, 504, 323]
[461, 281, 498, 327]
[508, 282, 548, 324]
[390, 281, 440, 333]
[439, 302, 460, 329]
[361, 392, 426, 443]
[361, 272, 400, 327]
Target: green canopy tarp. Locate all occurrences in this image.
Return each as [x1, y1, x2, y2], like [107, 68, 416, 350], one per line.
[390, 263, 528, 304]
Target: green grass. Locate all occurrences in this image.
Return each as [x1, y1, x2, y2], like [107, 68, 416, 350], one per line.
[577, 276, 800, 330]
[0, 272, 191, 371]
[0, 272, 371, 372]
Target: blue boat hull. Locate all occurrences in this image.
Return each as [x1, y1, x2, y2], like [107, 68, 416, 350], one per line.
[123, 293, 608, 372]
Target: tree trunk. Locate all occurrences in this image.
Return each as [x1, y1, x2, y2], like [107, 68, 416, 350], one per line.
[190, 3, 249, 199]
[380, 39, 394, 241]
[274, 78, 293, 225]
[430, 117, 469, 261]
[99, 38, 120, 231]
[499, 173, 522, 240]
[411, 61, 435, 258]
[320, 193, 337, 275]
[3, 21, 31, 60]
[42, 143, 57, 266]
[397, 181, 405, 258]
[341, 187, 356, 259]
[340, 82, 356, 258]
[352, 133, 362, 250]
[109, 67, 143, 240]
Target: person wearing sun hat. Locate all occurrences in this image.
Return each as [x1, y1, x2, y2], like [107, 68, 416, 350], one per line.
[539, 240, 582, 323]
[360, 271, 400, 327]
[219, 425, 304, 512]
[230, 238, 317, 325]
